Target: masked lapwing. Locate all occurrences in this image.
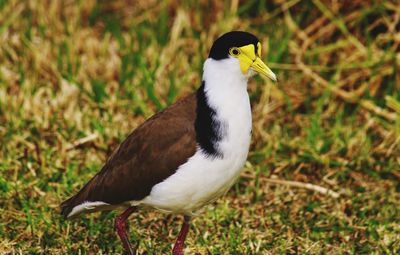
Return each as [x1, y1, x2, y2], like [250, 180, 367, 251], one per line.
[61, 31, 277, 255]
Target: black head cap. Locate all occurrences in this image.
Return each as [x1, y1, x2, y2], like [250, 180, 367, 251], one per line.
[208, 31, 260, 60]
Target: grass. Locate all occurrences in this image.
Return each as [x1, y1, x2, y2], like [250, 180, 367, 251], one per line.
[0, 0, 399, 254]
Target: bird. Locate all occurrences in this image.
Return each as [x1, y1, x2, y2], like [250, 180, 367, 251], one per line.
[60, 31, 277, 255]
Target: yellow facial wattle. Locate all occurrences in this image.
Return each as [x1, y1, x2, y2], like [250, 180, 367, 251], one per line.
[229, 43, 276, 82]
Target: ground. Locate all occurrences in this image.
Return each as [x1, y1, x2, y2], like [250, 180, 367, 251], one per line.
[0, 0, 399, 254]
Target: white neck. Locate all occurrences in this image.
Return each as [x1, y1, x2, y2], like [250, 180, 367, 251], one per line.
[202, 58, 250, 113]
[202, 58, 252, 155]
[203, 57, 249, 89]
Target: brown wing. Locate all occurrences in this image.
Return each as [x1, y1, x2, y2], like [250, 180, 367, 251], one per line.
[61, 94, 197, 217]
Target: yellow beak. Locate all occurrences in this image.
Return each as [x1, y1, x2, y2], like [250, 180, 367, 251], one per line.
[251, 57, 277, 82]
[236, 44, 277, 82]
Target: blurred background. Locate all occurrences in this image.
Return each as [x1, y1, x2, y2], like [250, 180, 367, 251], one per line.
[0, 0, 399, 254]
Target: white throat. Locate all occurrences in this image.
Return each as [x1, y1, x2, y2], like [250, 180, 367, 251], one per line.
[202, 58, 252, 157]
[203, 57, 249, 89]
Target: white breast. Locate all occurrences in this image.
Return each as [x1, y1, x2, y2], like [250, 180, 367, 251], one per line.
[140, 58, 252, 215]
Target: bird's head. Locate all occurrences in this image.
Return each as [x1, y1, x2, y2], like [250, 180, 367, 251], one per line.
[208, 31, 276, 82]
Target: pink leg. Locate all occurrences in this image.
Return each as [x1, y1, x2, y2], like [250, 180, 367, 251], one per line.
[115, 207, 137, 255]
[172, 216, 191, 255]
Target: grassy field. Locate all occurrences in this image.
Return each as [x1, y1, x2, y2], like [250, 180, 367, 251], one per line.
[1, 0, 399, 254]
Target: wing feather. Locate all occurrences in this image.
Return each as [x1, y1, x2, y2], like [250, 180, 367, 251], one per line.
[61, 94, 197, 218]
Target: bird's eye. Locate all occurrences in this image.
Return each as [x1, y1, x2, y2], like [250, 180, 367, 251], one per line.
[229, 47, 240, 57]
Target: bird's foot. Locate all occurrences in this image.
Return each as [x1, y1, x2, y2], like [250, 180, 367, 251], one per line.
[172, 216, 191, 255]
[115, 207, 137, 255]
[172, 240, 185, 255]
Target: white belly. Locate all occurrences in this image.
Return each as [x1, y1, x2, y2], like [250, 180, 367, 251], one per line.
[140, 143, 251, 215]
[141, 94, 252, 215]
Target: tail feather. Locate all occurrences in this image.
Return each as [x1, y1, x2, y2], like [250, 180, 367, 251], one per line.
[60, 194, 81, 219]
[60, 179, 95, 219]
[60, 173, 104, 219]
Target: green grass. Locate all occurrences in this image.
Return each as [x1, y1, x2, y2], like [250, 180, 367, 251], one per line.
[1, 0, 399, 254]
